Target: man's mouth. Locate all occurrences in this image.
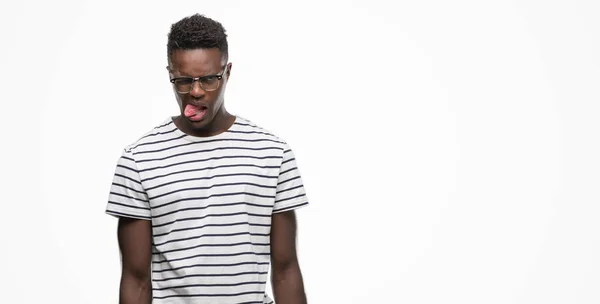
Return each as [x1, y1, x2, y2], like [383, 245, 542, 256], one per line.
[184, 104, 208, 121]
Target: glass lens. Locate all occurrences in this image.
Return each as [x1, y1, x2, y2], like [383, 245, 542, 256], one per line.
[200, 76, 220, 91]
[174, 78, 193, 92]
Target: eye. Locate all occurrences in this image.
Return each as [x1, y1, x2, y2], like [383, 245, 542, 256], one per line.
[201, 76, 218, 84]
[174, 78, 193, 85]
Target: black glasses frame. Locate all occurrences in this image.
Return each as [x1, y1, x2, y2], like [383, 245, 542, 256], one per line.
[169, 65, 228, 93]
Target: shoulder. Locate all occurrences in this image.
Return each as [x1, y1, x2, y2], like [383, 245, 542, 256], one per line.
[122, 118, 178, 154]
[231, 115, 290, 148]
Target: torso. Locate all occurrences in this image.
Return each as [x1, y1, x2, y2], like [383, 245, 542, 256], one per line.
[128, 116, 283, 303]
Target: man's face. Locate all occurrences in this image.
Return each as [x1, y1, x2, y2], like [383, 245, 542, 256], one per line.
[168, 48, 231, 130]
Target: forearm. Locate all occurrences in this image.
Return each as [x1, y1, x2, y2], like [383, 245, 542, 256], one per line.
[119, 272, 152, 304]
[272, 261, 307, 304]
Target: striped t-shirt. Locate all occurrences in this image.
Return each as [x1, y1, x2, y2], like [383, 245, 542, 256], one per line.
[105, 115, 309, 303]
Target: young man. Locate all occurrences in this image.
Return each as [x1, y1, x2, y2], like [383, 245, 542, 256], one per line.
[106, 14, 309, 304]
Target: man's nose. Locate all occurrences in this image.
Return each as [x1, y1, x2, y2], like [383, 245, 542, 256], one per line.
[189, 81, 206, 97]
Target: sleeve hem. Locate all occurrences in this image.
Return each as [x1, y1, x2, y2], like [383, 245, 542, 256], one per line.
[273, 200, 309, 214]
[106, 210, 152, 221]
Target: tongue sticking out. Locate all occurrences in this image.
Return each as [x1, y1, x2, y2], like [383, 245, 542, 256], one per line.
[184, 104, 207, 121]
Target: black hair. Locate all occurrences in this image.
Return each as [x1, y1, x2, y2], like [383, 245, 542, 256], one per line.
[167, 14, 228, 61]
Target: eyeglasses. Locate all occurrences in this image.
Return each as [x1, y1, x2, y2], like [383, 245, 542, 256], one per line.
[169, 66, 228, 94]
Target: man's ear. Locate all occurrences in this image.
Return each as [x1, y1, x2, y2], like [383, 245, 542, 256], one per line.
[226, 62, 232, 77]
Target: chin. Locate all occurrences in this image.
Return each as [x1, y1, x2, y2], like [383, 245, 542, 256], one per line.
[189, 120, 211, 130]
[184, 113, 214, 130]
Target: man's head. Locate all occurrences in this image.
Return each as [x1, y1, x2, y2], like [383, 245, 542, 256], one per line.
[167, 14, 232, 134]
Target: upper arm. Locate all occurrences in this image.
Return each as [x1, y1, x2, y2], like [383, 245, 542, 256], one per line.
[107, 149, 153, 276]
[270, 210, 299, 268]
[117, 217, 152, 278]
[271, 143, 309, 266]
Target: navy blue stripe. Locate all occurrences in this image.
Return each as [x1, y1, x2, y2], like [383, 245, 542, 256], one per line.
[153, 290, 266, 299]
[106, 210, 151, 220]
[152, 251, 269, 265]
[132, 134, 187, 150]
[122, 155, 135, 162]
[153, 201, 272, 220]
[283, 149, 291, 154]
[275, 193, 305, 204]
[138, 127, 177, 141]
[282, 157, 295, 165]
[108, 201, 149, 210]
[137, 146, 281, 163]
[138, 155, 282, 174]
[276, 184, 303, 195]
[117, 164, 138, 173]
[278, 175, 300, 186]
[153, 280, 266, 291]
[115, 173, 141, 185]
[149, 181, 276, 200]
[111, 183, 146, 195]
[134, 137, 284, 155]
[228, 130, 273, 136]
[280, 166, 297, 176]
[155, 241, 269, 255]
[153, 271, 268, 283]
[152, 261, 269, 274]
[153, 221, 269, 238]
[146, 172, 277, 192]
[274, 201, 309, 213]
[156, 120, 174, 129]
[153, 191, 275, 211]
[152, 271, 268, 288]
[233, 122, 255, 127]
[153, 211, 271, 229]
[233, 121, 268, 134]
[154, 231, 269, 247]
[141, 163, 279, 183]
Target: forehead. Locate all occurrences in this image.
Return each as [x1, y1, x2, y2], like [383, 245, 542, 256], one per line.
[169, 48, 224, 76]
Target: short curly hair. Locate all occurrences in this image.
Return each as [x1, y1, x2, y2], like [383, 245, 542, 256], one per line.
[167, 14, 229, 61]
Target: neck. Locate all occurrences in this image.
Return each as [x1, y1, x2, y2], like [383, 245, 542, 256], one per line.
[176, 106, 235, 137]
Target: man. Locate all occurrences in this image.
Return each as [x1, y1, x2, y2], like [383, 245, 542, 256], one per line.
[106, 14, 309, 304]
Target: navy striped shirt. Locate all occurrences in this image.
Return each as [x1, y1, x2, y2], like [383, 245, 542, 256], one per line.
[106, 115, 309, 303]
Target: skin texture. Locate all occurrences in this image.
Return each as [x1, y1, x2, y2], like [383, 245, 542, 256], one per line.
[271, 210, 308, 304]
[167, 48, 236, 137]
[117, 217, 152, 303]
[117, 47, 306, 303]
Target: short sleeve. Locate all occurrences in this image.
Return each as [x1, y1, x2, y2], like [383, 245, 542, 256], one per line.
[273, 144, 309, 213]
[105, 149, 151, 220]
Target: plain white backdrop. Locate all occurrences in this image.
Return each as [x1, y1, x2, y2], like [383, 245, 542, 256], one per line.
[0, 0, 599, 303]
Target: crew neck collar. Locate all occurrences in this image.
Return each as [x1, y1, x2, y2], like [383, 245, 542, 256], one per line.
[169, 115, 238, 142]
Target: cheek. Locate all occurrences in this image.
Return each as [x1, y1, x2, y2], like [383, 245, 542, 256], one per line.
[206, 92, 223, 105]
[174, 93, 186, 109]
[172, 88, 181, 101]
[211, 94, 225, 110]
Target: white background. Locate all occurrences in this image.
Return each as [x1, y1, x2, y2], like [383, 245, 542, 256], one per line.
[0, 0, 598, 303]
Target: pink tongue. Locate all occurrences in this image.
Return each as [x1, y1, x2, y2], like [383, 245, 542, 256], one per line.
[184, 104, 202, 117]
